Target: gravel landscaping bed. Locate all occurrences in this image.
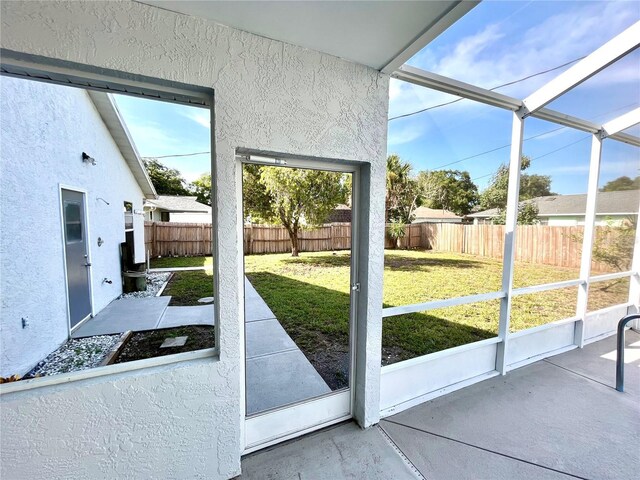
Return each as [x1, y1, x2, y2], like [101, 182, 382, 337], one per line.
[119, 272, 171, 299]
[26, 334, 120, 378]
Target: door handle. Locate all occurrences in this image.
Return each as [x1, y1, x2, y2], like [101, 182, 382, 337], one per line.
[84, 262, 92, 267]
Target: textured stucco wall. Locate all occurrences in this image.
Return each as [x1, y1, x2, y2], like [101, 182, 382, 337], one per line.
[0, 1, 388, 479]
[1, 359, 237, 480]
[0, 76, 145, 377]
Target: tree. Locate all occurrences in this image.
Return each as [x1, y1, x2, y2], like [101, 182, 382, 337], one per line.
[243, 166, 349, 256]
[600, 175, 640, 192]
[417, 169, 479, 216]
[143, 158, 193, 196]
[386, 154, 421, 223]
[479, 155, 554, 224]
[592, 217, 636, 272]
[520, 173, 555, 200]
[387, 221, 406, 249]
[480, 156, 554, 210]
[491, 201, 540, 225]
[192, 173, 211, 205]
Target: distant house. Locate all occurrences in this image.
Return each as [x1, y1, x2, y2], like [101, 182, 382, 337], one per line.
[468, 190, 639, 226]
[144, 195, 212, 223]
[411, 206, 463, 224]
[328, 204, 352, 223]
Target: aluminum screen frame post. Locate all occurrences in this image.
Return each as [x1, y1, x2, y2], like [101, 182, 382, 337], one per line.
[574, 133, 604, 347]
[602, 107, 640, 137]
[523, 21, 640, 114]
[628, 197, 640, 328]
[495, 108, 526, 375]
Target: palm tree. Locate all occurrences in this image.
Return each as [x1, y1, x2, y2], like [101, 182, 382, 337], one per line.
[386, 154, 419, 223]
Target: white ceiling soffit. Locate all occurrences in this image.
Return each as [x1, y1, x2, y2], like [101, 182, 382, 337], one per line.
[141, 0, 477, 72]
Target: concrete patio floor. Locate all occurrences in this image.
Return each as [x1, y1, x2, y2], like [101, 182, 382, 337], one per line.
[241, 330, 640, 480]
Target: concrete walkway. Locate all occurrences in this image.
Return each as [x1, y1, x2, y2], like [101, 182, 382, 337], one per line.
[242, 331, 640, 479]
[244, 278, 331, 415]
[71, 274, 329, 415]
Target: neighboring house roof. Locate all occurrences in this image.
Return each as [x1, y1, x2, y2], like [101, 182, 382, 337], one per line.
[87, 91, 157, 199]
[469, 190, 640, 218]
[145, 196, 211, 213]
[412, 206, 461, 219]
[328, 204, 352, 223]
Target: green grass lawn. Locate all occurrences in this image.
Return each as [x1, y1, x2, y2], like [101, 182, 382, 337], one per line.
[156, 250, 629, 364]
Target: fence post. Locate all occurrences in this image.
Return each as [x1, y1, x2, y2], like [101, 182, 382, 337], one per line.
[153, 222, 158, 258]
[330, 224, 335, 251]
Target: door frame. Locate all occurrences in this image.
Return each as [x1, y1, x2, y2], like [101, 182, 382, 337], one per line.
[238, 151, 361, 453]
[59, 184, 95, 336]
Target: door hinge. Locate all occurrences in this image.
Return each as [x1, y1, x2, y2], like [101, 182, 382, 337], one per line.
[351, 282, 360, 292]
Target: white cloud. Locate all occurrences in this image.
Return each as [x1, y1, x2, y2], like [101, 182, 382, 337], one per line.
[126, 122, 182, 155]
[181, 109, 210, 129]
[423, 2, 638, 93]
[388, 2, 639, 145]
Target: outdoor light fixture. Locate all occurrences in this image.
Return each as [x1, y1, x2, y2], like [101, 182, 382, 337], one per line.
[82, 151, 96, 165]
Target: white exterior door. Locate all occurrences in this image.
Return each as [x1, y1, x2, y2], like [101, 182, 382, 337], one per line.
[61, 188, 92, 329]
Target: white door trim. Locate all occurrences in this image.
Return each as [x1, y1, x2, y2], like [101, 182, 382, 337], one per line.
[240, 154, 361, 452]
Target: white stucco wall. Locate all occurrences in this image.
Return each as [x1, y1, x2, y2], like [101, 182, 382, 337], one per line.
[0, 76, 146, 377]
[0, 2, 388, 479]
[1, 358, 236, 480]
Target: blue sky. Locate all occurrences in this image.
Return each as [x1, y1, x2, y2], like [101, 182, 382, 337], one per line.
[115, 0, 639, 195]
[113, 95, 211, 183]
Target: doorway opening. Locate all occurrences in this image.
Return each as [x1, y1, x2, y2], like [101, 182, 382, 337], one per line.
[241, 155, 359, 450]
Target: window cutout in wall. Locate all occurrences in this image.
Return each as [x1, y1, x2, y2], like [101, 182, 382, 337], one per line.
[0, 73, 214, 383]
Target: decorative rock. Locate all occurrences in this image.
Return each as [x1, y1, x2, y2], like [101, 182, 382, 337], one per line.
[119, 273, 171, 299]
[26, 334, 119, 378]
[198, 296, 214, 304]
[160, 336, 188, 348]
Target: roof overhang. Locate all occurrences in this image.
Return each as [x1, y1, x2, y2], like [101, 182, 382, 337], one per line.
[140, 1, 477, 72]
[87, 91, 157, 199]
[144, 199, 211, 213]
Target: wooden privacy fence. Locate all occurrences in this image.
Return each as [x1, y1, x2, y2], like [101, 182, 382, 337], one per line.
[145, 221, 619, 271]
[144, 221, 352, 257]
[428, 223, 620, 272]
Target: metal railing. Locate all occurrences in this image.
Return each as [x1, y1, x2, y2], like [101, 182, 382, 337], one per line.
[616, 313, 640, 392]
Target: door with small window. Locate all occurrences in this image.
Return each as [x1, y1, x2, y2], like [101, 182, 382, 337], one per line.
[62, 188, 92, 329]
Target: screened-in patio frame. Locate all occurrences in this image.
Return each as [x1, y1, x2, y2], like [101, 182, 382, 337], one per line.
[381, 21, 640, 416]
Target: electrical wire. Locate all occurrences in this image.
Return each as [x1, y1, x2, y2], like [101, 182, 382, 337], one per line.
[388, 56, 587, 122]
[143, 151, 211, 159]
[470, 136, 591, 182]
[430, 102, 638, 172]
